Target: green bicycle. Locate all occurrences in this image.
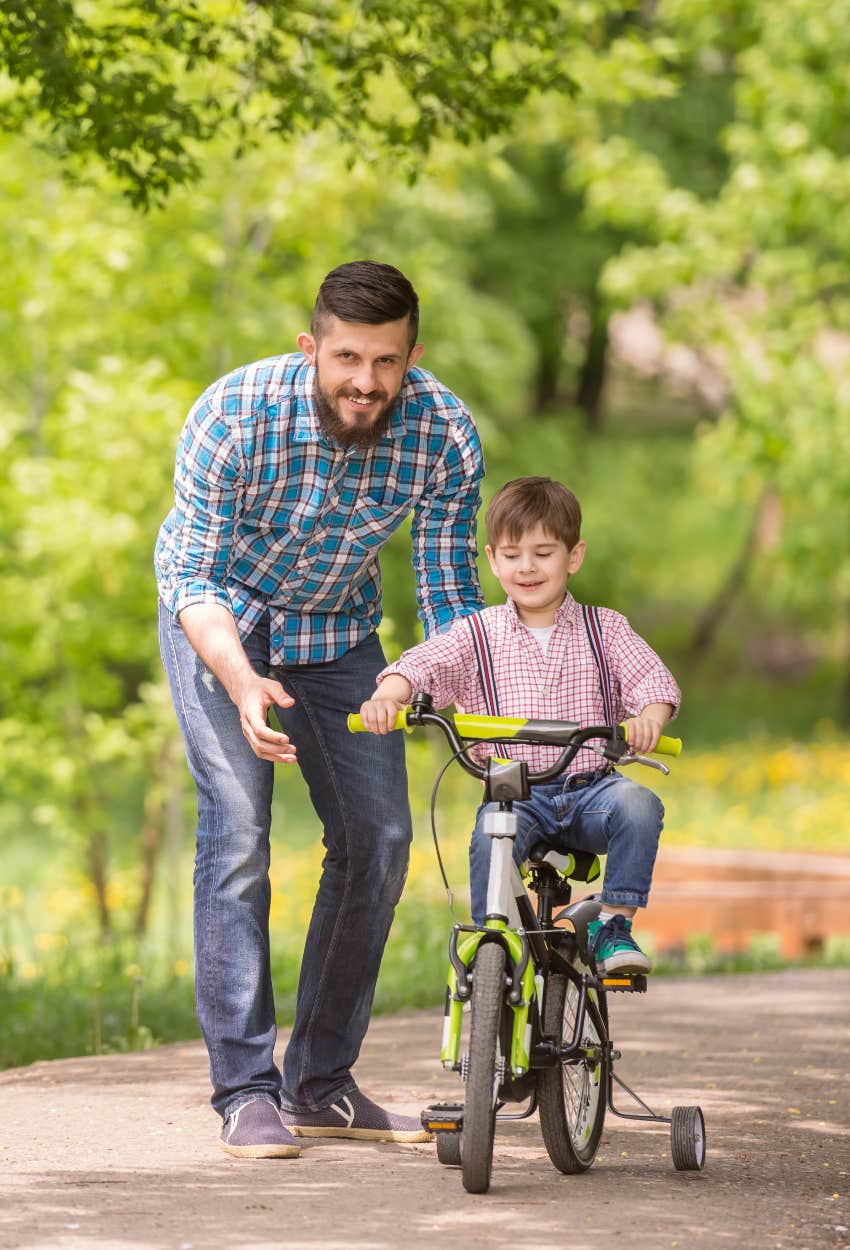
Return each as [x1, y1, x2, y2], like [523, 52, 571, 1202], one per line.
[349, 692, 706, 1193]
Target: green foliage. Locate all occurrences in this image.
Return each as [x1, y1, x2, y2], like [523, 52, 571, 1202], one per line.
[0, 0, 648, 207]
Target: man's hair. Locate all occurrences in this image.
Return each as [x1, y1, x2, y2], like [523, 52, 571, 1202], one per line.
[312, 260, 419, 346]
[486, 477, 582, 549]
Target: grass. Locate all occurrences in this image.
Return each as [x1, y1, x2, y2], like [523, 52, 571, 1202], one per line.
[4, 729, 850, 1070]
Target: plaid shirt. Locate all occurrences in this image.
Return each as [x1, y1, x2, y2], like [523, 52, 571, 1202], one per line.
[155, 354, 485, 664]
[379, 592, 681, 773]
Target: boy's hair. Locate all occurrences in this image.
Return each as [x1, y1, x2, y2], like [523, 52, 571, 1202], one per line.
[312, 260, 419, 347]
[486, 477, 582, 549]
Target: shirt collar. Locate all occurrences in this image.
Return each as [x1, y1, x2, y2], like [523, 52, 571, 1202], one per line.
[505, 589, 579, 630]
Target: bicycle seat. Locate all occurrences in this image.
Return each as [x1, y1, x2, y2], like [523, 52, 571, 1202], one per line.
[525, 843, 601, 883]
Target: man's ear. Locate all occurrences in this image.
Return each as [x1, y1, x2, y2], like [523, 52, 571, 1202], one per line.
[567, 540, 587, 576]
[407, 342, 425, 368]
[297, 332, 317, 364]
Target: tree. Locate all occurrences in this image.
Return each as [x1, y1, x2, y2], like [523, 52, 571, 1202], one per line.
[0, 0, 631, 208]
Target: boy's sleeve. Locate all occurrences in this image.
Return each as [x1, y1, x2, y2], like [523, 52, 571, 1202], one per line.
[609, 614, 681, 719]
[377, 617, 477, 709]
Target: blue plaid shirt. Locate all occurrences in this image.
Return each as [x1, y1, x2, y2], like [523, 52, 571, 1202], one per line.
[155, 353, 486, 665]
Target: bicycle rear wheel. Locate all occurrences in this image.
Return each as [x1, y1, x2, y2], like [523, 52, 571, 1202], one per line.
[537, 971, 608, 1173]
[462, 941, 506, 1194]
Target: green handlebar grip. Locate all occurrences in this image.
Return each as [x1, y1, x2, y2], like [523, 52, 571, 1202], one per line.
[620, 722, 683, 756]
[347, 708, 410, 733]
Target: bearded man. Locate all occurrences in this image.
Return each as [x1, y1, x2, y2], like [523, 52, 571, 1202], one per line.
[155, 261, 485, 1158]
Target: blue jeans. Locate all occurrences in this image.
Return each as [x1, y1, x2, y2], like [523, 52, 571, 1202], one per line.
[158, 603, 412, 1118]
[468, 770, 664, 924]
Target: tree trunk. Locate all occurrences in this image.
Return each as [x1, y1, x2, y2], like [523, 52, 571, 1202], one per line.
[686, 485, 782, 664]
[134, 735, 182, 937]
[575, 300, 609, 435]
[531, 311, 566, 411]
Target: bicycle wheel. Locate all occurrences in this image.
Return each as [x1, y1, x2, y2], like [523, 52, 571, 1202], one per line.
[462, 941, 507, 1194]
[537, 971, 608, 1173]
[436, 1131, 462, 1166]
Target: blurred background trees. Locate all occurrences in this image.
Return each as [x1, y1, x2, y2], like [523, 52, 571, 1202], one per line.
[2, 0, 849, 1064]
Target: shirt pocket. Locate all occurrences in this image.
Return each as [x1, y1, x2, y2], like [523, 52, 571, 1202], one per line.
[344, 496, 411, 552]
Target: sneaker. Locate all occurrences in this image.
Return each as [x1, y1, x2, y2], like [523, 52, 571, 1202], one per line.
[588, 914, 652, 975]
[219, 1098, 301, 1159]
[282, 1089, 433, 1143]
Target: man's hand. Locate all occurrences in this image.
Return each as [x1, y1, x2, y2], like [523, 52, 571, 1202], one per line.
[622, 702, 674, 755]
[358, 674, 413, 734]
[233, 672, 298, 763]
[179, 602, 297, 763]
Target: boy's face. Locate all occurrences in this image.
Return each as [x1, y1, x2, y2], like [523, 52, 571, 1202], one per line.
[485, 524, 586, 622]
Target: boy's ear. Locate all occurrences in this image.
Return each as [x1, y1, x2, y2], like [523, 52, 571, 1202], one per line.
[567, 540, 587, 576]
[484, 544, 498, 576]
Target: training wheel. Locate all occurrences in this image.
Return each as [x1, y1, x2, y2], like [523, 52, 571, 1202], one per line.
[670, 1105, 706, 1171]
[436, 1131, 462, 1167]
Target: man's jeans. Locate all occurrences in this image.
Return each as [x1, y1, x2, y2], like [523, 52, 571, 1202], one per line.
[158, 603, 412, 1118]
[469, 770, 664, 924]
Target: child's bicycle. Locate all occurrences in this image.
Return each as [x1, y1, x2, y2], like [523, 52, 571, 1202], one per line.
[349, 692, 706, 1193]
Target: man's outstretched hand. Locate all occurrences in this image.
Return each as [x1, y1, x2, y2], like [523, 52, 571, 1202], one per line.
[234, 673, 297, 763]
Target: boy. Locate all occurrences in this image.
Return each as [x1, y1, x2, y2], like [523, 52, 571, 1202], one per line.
[358, 476, 681, 974]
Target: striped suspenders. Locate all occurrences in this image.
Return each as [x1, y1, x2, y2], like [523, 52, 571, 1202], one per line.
[466, 614, 511, 759]
[467, 606, 615, 737]
[580, 604, 615, 725]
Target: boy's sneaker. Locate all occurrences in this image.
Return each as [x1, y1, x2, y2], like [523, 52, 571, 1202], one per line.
[219, 1099, 301, 1159]
[588, 914, 652, 975]
[282, 1089, 433, 1143]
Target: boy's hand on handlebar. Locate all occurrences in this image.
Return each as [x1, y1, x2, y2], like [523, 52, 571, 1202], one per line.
[359, 695, 408, 734]
[623, 704, 673, 755]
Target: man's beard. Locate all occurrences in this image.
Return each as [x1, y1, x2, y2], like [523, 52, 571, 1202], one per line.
[314, 372, 399, 449]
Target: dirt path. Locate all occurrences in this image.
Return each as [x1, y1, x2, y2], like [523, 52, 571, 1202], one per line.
[1, 969, 848, 1250]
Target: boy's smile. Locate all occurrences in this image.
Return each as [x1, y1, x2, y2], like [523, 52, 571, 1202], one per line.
[486, 524, 586, 627]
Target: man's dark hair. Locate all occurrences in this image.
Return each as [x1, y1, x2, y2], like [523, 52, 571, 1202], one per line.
[486, 477, 583, 550]
[312, 260, 419, 346]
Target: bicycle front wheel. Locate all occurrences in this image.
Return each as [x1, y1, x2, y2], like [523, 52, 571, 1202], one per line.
[537, 971, 608, 1173]
[462, 941, 507, 1194]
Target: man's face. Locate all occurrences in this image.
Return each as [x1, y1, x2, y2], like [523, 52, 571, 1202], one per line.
[297, 315, 424, 448]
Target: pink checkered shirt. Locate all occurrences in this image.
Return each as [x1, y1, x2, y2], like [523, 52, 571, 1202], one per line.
[378, 592, 681, 773]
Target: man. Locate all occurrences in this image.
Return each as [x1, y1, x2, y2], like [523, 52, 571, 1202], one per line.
[155, 261, 485, 1158]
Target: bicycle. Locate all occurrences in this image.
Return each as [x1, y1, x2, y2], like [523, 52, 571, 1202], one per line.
[349, 691, 706, 1193]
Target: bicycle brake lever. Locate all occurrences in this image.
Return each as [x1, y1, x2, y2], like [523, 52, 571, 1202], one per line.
[619, 754, 670, 776]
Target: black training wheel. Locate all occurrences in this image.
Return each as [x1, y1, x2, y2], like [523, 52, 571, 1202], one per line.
[671, 1105, 706, 1171]
[436, 1131, 462, 1166]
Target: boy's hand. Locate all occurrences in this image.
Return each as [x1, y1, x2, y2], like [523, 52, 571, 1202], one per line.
[358, 673, 413, 734]
[623, 703, 674, 755]
[359, 695, 408, 734]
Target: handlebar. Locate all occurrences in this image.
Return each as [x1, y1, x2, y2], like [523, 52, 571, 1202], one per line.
[347, 695, 681, 787]
[347, 707, 681, 757]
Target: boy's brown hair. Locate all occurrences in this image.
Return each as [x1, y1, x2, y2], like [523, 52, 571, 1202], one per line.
[485, 477, 582, 549]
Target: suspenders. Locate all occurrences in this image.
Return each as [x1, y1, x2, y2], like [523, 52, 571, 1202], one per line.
[467, 605, 614, 731]
[466, 613, 512, 758]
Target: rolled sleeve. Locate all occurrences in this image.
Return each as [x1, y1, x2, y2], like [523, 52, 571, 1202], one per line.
[378, 617, 476, 709]
[411, 408, 485, 637]
[611, 614, 681, 719]
[159, 397, 244, 618]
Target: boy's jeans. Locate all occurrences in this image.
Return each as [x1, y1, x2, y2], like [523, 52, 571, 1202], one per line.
[469, 770, 664, 924]
[158, 602, 412, 1118]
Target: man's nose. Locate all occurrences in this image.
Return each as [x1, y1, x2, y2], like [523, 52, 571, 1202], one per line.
[351, 361, 378, 394]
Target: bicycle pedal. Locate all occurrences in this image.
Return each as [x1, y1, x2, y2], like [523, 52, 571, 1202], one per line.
[421, 1102, 464, 1133]
[600, 973, 648, 993]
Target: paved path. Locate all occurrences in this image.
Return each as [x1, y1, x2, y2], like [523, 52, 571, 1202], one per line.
[1, 969, 848, 1250]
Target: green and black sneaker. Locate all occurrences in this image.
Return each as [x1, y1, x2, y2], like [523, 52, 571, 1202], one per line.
[588, 914, 652, 975]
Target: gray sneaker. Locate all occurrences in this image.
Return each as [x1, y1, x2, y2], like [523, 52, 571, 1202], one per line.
[282, 1089, 433, 1143]
[220, 1098, 301, 1159]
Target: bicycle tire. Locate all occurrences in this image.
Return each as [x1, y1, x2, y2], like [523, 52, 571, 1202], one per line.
[537, 970, 608, 1173]
[436, 1131, 462, 1166]
[462, 941, 507, 1194]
